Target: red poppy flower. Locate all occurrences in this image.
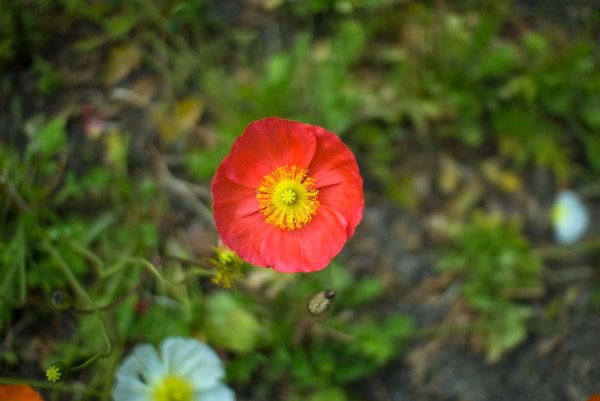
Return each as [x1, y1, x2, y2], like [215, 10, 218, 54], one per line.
[588, 395, 600, 401]
[0, 384, 44, 401]
[212, 117, 364, 273]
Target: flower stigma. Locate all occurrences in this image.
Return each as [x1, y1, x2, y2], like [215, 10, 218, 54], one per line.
[46, 365, 62, 382]
[257, 165, 319, 230]
[152, 375, 194, 401]
[45, 361, 69, 383]
[281, 188, 297, 204]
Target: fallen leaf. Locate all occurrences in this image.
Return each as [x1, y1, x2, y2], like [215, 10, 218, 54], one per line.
[481, 160, 522, 193]
[154, 96, 204, 144]
[174, 96, 204, 132]
[438, 156, 461, 194]
[104, 45, 141, 86]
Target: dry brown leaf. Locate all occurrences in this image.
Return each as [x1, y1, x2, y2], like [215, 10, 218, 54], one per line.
[174, 96, 204, 132]
[438, 156, 461, 195]
[481, 160, 522, 193]
[154, 96, 204, 144]
[104, 45, 141, 86]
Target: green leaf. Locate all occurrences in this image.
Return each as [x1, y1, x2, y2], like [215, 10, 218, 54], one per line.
[203, 292, 262, 353]
[485, 305, 532, 363]
[309, 387, 347, 401]
[345, 277, 385, 307]
[25, 115, 67, 158]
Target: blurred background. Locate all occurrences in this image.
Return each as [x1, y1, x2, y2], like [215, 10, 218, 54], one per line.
[1, 0, 600, 400]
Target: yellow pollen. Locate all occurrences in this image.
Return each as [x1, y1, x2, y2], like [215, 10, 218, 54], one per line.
[257, 165, 319, 230]
[152, 375, 194, 401]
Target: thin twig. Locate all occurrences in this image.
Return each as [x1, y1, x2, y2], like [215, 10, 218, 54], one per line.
[0, 175, 30, 211]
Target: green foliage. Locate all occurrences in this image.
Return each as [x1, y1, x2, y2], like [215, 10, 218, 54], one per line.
[32, 58, 62, 96]
[1, 113, 411, 400]
[0, 115, 163, 358]
[0, 0, 53, 65]
[372, 5, 599, 178]
[3, 1, 600, 400]
[203, 291, 263, 353]
[225, 263, 414, 399]
[438, 213, 543, 362]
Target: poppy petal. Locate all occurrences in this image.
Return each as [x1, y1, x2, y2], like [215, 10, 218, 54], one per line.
[309, 125, 363, 237]
[161, 337, 224, 391]
[195, 384, 236, 401]
[212, 174, 261, 219]
[217, 117, 317, 188]
[212, 176, 270, 267]
[259, 205, 349, 273]
[0, 384, 44, 401]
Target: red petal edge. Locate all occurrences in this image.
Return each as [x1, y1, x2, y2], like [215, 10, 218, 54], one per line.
[309, 124, 364, 238]
[260, 205, 349, 273]
[217, 117, 317, 188]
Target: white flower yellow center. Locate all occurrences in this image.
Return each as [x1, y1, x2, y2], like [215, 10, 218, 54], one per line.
[552, 203, 567, 225]
[151, 375, 194, 401]
[256, 165, 319, 230]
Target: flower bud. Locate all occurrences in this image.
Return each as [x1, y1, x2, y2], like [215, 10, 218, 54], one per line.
[307, 290, 336, 315]
[45, 361, 69, 383]
[51, 291, 72, 311]
[210, 245, 247, 288]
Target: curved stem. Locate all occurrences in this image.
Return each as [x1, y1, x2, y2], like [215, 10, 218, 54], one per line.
[104, 257, 167, 285]
[41, 240, 112, 370]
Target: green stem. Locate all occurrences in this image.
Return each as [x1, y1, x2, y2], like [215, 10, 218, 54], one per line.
[41, 240, 112, 371]
[66, 240, 104, 277]
[104, 257, 167, 284]
[0, 377, 102, 396]
[175, 268, 214, 284]
[0, 221, 26, 305]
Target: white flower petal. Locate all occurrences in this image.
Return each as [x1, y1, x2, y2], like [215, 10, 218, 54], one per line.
[553, 190, 590, 245]
[116, 344, 166, 386]
[112, 376, 150, 401]
[195, 384, 236, 401]
[160, 337, 224, 391]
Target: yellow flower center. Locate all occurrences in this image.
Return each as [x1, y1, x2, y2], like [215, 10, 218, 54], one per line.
[151, 375, 194, 401]
[256, 165, 319, 230]
[552, 204, 567, 225]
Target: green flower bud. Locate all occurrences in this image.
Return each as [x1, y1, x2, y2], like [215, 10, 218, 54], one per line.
[45, 361, 69, 382]
[51, 291, 72, 311]
[307, 290, 336, 315]
[210, 245, 247, 288]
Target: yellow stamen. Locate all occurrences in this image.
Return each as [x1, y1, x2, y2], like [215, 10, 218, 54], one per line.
[152, 375, 194, 401]
[257, 165, 319, 230]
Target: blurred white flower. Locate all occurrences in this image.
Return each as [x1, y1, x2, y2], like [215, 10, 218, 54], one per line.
[552, 190, 590, 245]
[112, 337, 235, 401]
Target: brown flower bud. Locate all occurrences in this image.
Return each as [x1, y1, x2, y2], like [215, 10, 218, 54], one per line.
[307, 290, 336, 315]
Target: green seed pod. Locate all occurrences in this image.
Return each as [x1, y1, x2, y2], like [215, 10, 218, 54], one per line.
[51, 291, 72, 311]
[307, 290, 336, 315]
[45, 361, 69, 383]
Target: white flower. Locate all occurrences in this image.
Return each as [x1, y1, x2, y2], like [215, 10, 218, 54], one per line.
[112, 337, 235, 401]
[552, 190, 590, 245]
